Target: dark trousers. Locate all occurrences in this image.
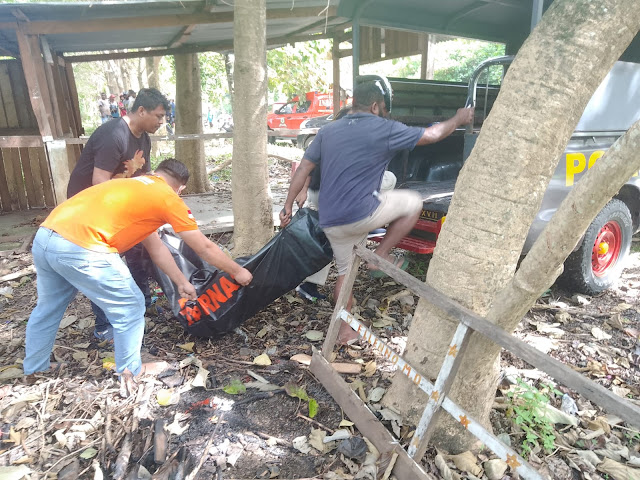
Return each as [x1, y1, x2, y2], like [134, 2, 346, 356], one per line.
[93, 243, 151, 331]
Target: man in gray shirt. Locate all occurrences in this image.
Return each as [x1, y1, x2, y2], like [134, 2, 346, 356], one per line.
[280, 81, 472, 343]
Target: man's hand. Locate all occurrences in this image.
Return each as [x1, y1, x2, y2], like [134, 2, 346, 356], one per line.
[279, 205, 293, 227]
[295, 190, 308, 209]
[455, 107, 474, 126]
[178, 281, 197, 300]
[232, 267, 253, 286]
[122, 150, 145, 177]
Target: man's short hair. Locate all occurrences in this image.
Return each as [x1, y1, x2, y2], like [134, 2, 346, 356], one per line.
[131, 88, 168, 113]
[353, 82, 385, 110]
[156, 158, 190, 185]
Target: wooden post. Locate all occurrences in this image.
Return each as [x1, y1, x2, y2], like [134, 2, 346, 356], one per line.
[332, 36, 341, 115]
[15, 28, 52, 139]
[39, 36, 64, 138]
[419, 34, 434, 80]
[44, 140, 70, 205]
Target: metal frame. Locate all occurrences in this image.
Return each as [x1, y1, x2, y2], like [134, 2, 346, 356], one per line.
[310, 244, 640, 479]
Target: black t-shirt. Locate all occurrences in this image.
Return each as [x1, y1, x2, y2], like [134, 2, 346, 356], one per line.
[67, 118, 151, 197]
[309, 163, 321, 191]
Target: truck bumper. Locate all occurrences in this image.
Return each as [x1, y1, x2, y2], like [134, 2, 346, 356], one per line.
[368, 218, 441, 254]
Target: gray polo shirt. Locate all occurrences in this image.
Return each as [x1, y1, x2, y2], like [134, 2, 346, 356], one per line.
[304, 112, 424, 228]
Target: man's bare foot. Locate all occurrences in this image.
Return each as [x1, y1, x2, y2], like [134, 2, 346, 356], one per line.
[336, 322, 359, 345]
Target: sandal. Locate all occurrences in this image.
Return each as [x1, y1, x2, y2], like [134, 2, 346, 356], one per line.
[368, 254, 409, 278]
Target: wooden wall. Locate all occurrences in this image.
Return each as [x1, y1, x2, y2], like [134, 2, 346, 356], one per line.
[360, 26, 423, 65]
[0, 55, 82, 212]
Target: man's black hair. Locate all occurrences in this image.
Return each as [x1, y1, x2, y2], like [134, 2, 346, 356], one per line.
[353, 82, 385, 110]
[131, 88, 169, 113]
[156, 158, 190, 185]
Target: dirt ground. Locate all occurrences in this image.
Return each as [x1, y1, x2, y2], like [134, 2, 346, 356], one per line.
[0, 155, 638, 479]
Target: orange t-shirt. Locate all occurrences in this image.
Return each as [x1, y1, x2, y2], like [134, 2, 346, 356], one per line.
[42, 175, 198, 253]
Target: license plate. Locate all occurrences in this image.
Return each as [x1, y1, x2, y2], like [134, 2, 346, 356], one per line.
[420, 209, 442, 221]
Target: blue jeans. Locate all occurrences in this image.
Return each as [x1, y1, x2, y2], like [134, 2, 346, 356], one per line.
[24, 228, 145, 375]
[93, 243, 151, 332]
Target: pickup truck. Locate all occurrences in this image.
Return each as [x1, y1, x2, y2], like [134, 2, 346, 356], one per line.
[267, 91, 338, 142]
[369, 56, 640, 294]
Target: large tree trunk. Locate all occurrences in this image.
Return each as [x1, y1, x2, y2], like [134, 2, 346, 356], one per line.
[174, 53, 209, 193]
[384, 0, 640, 454]
[231, 0, 273, 255]
[146, 57, 162, 89]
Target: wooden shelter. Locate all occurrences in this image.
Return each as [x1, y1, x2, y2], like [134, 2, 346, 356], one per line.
[0, 0, 584, 212]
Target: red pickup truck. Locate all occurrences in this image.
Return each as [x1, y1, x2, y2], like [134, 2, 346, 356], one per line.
[267, 91, 339, 142]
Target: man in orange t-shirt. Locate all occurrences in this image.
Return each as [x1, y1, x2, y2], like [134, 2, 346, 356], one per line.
[24, 159, 252, 379]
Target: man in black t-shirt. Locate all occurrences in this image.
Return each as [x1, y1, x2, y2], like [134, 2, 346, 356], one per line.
[67, 88, 170, 341]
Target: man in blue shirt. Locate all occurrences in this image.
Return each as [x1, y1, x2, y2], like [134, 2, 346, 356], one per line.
[280, 81, 473, 343]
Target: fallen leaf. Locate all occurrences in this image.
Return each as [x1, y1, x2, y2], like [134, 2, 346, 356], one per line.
[607, 314, 626, 330]
[308, 398, 319, 418]
[591, 327, 612, 341]
[72, 342, 91, 349]
[256, 326, 270, 338]
[368, 387, 386, 403]
[72, 351, 88, 361]
[290, 353, 311, 365]
[191, 364, 210, 389]
[284, 383, 309, 401]
[102, 357, 116, 371]
[445, 451, 482, 477]
[166, 416, 189, 436]
[364, 360, 377, 377]
[292, 435, 312, 454]
[309, 428, 331, 453]
[612, 385, 631, 398]
[535, 322, 566, 337]
[177, 342, 195, 352]
[59, 315, 78, 329]
[339, 419, 354, 428]
[14, 418, 36, 431]
[223, 379, 246, 395]
[245, 381, 280, 392]
[79, 447, 98, 459]
[0, 367, 23, 381]
[597, 457, 640, 480]
[157, 389, 174, 406]
[0, 465, 32, 479]
[612, 302, 634, 313]
[253, 354, 272, 366]
[304, 330, 324, 342]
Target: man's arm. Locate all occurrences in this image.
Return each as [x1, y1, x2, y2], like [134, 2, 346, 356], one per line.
[416, 107, 474, 146]
[295, 176, 312, 208]
[279, 157, 316, 227]
[92, 167, 112, 185]
[142, 233, 197, 300]
[177, 230, 253, 286]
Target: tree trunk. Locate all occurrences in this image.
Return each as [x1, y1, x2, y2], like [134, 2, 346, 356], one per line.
[137, 58, 145, 89]
[384, 0, 640, 454]
[224, 53, 234, 101]
[231, 0, 273, 255]
[174, 53, 209, 194]
[146, 57, 162, 89]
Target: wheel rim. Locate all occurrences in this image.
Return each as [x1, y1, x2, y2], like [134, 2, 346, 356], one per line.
[591, 220, 622, 277]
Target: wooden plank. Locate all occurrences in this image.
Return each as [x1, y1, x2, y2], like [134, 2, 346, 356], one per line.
[39, 38, 64, 137]
[168, 24, 197, 49]
[27, 147, 44, 208]
[0, 150, 13, 212]
[353, 245, 640, 429]
[2, 148, 19, 210]
[0, 66, 9, 129]
[15, 29, 52, 139]
[410, 323, 472, 459]
[0, 136, 43, 148]
[27, 34, 58, 138]
[45, 140, 70, 205]
[10, 147, 27, 210]
[310, 350, 434, 480]
[36, 146, 55, 207]
[6, 61, 35, 129]
[321, 254, 361, 359]
[332, 37, 341, 115]
[64, 63, 83, 136]
[18, 147, 36, 208]
[0, 64, 19, 128]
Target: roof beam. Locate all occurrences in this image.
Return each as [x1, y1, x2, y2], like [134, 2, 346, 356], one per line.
[11, 8, 30, 22]
[64, 31, 334, 63]
[0, 6, 337, 35]
[168, 24, 197, 49]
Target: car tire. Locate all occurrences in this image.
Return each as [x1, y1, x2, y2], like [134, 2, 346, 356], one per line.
[303, 134, 316, 150]
[558, 198, 632, 295]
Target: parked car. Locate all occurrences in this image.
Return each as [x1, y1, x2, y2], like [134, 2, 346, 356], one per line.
[297, 109, 351, 149]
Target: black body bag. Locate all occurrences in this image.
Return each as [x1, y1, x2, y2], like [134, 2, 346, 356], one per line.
[152, 208, 333, 338]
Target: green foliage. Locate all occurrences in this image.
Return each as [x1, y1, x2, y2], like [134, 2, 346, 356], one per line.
[506, 380, 560, 457]
[267, 40, 331, 100]
[199, 52, 233, 113]
[223, 378, 246, 395]
[285, 382, 319, 418]
[406, 253, 430, 279]
[433, 39, 506, 84]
